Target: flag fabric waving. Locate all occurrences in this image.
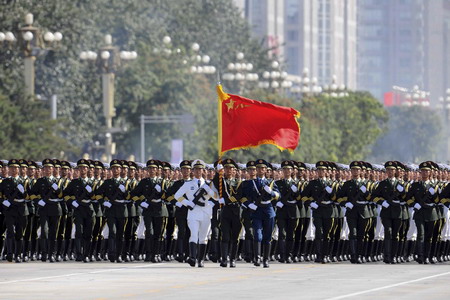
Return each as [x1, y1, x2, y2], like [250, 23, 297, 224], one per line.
[217, 84, 301, 156]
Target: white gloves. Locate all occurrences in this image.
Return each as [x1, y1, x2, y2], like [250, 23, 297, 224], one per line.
[140, 202, 149, 209]
[310, 202, 319, 209]
[276, 201, 284, 208]
[345, 202, 354, 209]
[85, 185, 92, 193]
[17, 184, 25, 194]
[264, 185, 272, 194]
[291, 185, 298, 193]
[202, 184, 214, 197]
[219, 198, 225, 205]
[360, 185, 367, 193]
[2, 200, 11, 207]
[38, 200, 46, 207]
[175, 202, 182, 208]
[396, 185, 404, 192]
[103, 201, 112, 208]
[52, 183, 58, 190]
[155, 184, 161, 193]
[429, 187, 435, 195]
[182, 199, 194, 208]
[414, 203, 422, 210]
[216, 164, 223, 171]
[325, 186, 333, 194]
[382, 201, 390, 208]
[72, 201, 79, 208]
[119, 184, 125, 193]
[208, 200, 215, 207]
[248, 203, 258, 210]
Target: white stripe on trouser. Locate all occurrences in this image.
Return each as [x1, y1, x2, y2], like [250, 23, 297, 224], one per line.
[71, 224, 76, 239]
[172, 225, 178, 240]
[135, 216, 145, 239]
[239, 227, 246, 239]
[101, 224, 109, 239]
[406, 208, 417, 241]
[306, 210, 315, 240]
[188, 219, 211, 244]
[341, 216, 349, 240]
[442, 206, 450, 241]
[272, 225, 279, 240]
[37, 226, 41, 239]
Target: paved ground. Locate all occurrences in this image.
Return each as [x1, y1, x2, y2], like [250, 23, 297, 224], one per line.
[1, 260, 450, 300]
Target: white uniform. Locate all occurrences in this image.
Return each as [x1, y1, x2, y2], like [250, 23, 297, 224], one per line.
[174, 178, 214, 244]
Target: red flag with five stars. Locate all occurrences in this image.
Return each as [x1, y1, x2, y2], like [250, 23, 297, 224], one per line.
[217, 85, 301, 156]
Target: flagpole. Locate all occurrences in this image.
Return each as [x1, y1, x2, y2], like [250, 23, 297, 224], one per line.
[217, 75, 224, 200]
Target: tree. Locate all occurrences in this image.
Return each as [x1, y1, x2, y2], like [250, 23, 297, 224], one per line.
[370, 106, 443, 163]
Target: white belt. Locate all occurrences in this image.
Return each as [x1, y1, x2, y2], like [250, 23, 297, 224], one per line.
[356, 201, 369, 204]
[321, 201, 332, 205]
[424, 203, 435, 207]
[81, 200, 91, 203]
[151, 199, 162, 203]
[392, 200, 401, 204]
[288, 200, 297, 204]
[399, 202, 406, 205]
[260, 200, 271, 205]
[114, 199, 126, 203]
[14, 199, 25, 202]
[49, 199, 62, 202]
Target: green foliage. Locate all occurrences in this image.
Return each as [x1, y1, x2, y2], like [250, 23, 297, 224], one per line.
[370, 106, 443, 163]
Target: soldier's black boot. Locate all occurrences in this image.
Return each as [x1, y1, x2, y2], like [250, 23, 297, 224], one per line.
[23, 239, 30, 262]
[278, 240, 286, 263]
[175, 239, 185, 263]
[188, 242, 197, 267]
[144, 238, 152, 262]
[108, 239, 116, 263]
[209, 240, 219, 263]
[168, 238, 176, 261]
[416, 242, 424, 264]
[253, 241, 261, 267]
[55, 239, 63, 262]
[83, 239, 91, 263]
[100, 239, 108, 261]
[89, 240, 97, 262]
[444, 241, 450, 261]
[314, 239, 324, 263]
[263, 243, 271, 268]
[57, 240, 66, 262]
[198, 244, 207, 268]
[357, 239, 364, 264]
[349, 239, 357, 264]
[229, 241, 238, 268]
[391, 240, 399, 264]
[6, 238, 14, 262]
[15, 240, 23, 263]
[75, 239, 83, 261]
[237, 239, 244, 261]
[135, 239, 144, 261]
[40, 239, 48, 262]
[244, 239, 253, 263]
[383, 239, 392, 264]
[220, 242, 229, 267]
[49, 240, 57, 263]
[270, 240, 277, 261]
[286, 240, 294, 263]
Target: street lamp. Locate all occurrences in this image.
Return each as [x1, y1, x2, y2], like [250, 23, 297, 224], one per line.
[399, 85, 430, 107]
[290, 68, 322, 98]
[258, 60, 293, 91]
[223, 52, 259, 93]
[80, 34, 137, 161]
[322, 75, 348, 98]
[189, 42, 216, 75]
[0, 13, 63, 97]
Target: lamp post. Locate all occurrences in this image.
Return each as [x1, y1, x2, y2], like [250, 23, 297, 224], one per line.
[223, 52, 259, 93]
[80, 34, 137, 161]
[189, 42, 216, 75]
[289, 68, 322, 99]
[0, 13, 63, 98]
[322, 75, 348, 98]
[258, 60, 293, 92]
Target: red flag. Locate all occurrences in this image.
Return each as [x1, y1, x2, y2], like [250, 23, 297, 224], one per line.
[217, 85, 301, 156]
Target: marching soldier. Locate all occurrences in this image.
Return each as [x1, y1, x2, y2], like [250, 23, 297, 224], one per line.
[23, 160, 38, 262]
[55, 160, 71, 261]
[161, 161, 176, 261]
[212, 159, 242, 268]
[174, 159, 215, 267]
[93, 159, 129, 263]
[372, 161, 406, 264]
[241, 159, 280, 268]
[337, 161, 371, 264]
[29, 159, 64, 262]
[130, 159, 166, 263]
[406, 161, 439, 264]
[90, 160, 105, 261]
[0, 159, 29, 262]
[63, 159, 95, 262]
[275, 160, 300, 263]
[301, 161, 337, 264]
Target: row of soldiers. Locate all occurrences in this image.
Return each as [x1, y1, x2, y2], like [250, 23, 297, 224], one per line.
[0, 157, 449, 267]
